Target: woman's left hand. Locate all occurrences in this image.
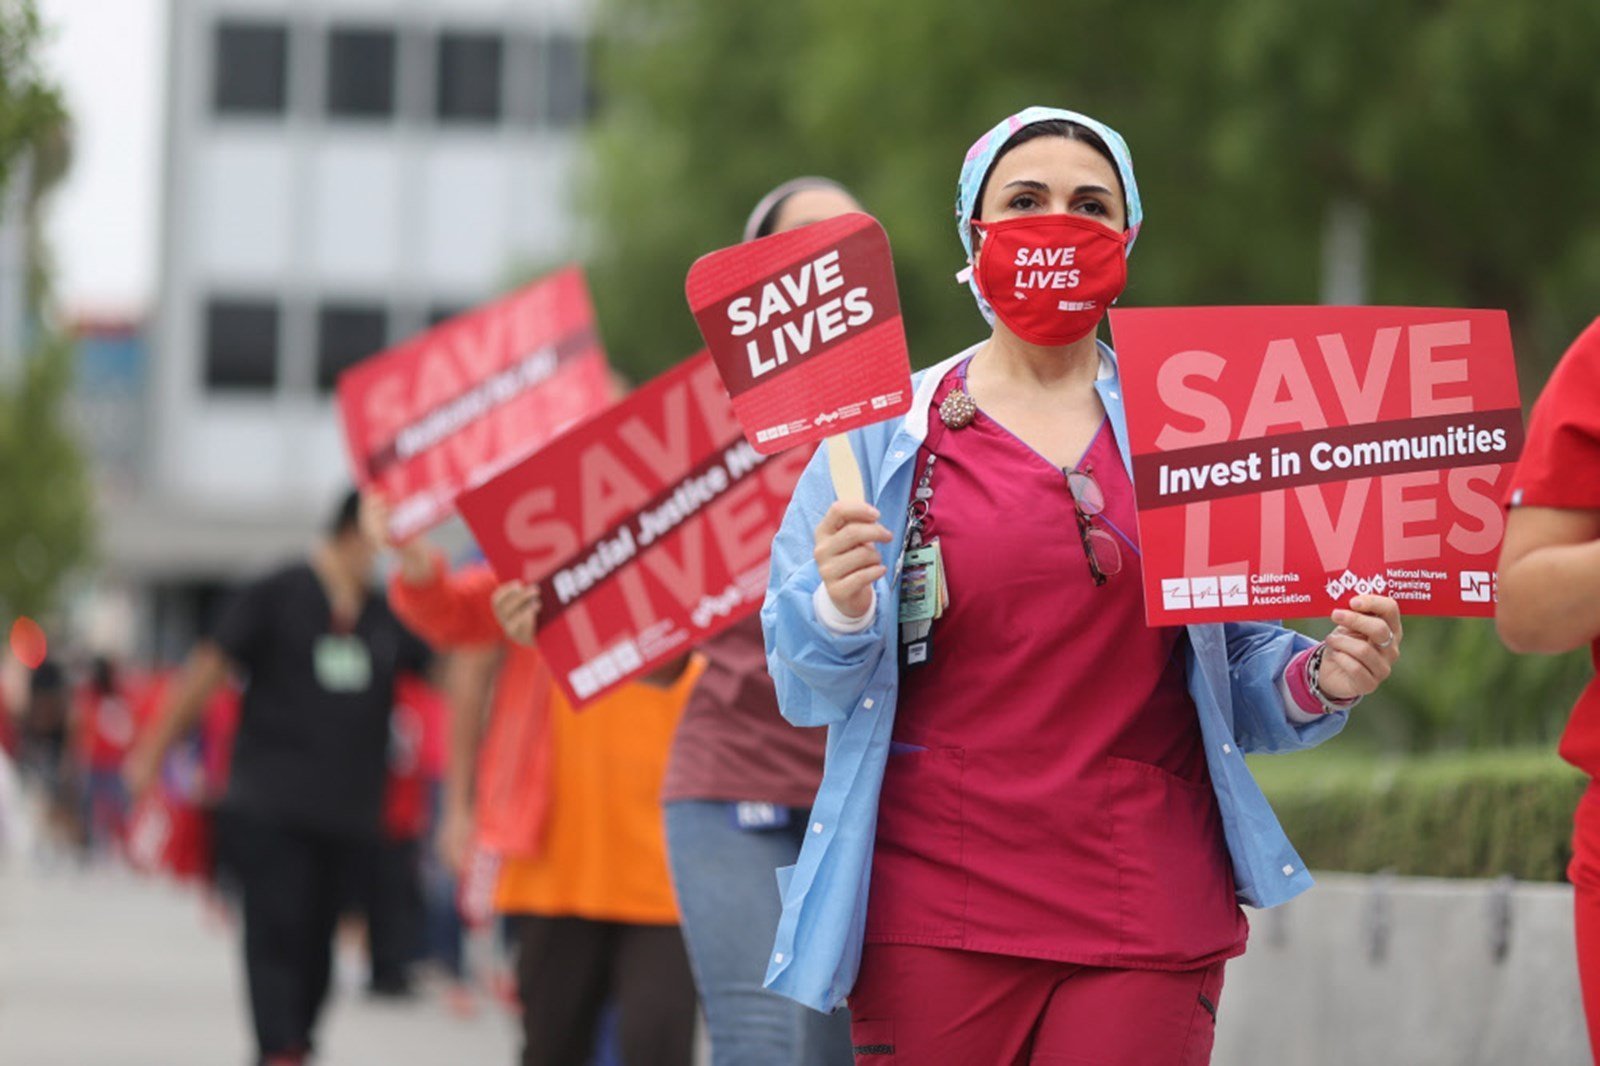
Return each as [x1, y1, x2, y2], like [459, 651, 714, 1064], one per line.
[1318, 595, 1403, 701]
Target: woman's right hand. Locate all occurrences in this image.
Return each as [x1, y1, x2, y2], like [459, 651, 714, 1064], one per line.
[490, 580, 541, 646]
[813, 501, 893, 620]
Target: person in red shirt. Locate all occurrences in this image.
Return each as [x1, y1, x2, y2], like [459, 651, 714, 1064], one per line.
[1496, 316, 1600, 1060]
[73, 657, 137, 856]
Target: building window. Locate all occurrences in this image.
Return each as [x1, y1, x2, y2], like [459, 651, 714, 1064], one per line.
[204, 298, 279, 392]
[437, 32, 503, 123]
[544, 33, 592, 127]
[327, 27, 396, 119]
[213, 21, 289, 116]
[317, 303, 388, 392]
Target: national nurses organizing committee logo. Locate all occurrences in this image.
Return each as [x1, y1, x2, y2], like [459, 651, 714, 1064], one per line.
[1459, 570, 1496, 604]
[1324, 570, 1387, 601]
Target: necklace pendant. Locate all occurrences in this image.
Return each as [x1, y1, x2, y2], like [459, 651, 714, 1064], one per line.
[939, 388, 977, 430]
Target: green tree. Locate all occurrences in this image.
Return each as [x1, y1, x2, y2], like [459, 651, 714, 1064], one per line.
[586, 0, 1600, 380]
[0, 0, 63, 193]
[0, 0, 91, 623]
[0, 337, 92, 620]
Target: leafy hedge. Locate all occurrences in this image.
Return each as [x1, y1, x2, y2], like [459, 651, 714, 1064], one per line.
[1251, 750, 1588, 882]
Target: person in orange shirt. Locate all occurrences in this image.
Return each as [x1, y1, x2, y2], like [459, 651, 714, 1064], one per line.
[362, 496, 698, 1066]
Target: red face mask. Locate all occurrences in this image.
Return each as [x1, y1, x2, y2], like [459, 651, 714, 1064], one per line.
[972, 215, 1129, 346]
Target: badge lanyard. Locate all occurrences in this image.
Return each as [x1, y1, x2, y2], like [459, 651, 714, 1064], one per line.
[899, 455, 952, 668]
[315, 599, 372, 693]
[899, 360, 973, 669]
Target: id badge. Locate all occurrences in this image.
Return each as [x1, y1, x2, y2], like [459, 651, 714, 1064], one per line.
[902, 632, 932, 668]
[898, 544, 943, 625]
[732, 802, 790, 831]
[314, 634, 373, 693]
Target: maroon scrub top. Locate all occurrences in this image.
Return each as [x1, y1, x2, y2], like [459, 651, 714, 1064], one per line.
[865, 361, 1248, 970]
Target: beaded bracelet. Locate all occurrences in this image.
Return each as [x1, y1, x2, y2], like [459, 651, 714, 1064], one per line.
[1306, 642, 1358, 714]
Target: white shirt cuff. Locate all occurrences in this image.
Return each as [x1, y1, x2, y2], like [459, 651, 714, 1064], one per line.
[813, 584, 876, 634]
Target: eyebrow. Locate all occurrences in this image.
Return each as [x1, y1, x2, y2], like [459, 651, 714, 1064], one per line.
[1001, 180, 1117, 198]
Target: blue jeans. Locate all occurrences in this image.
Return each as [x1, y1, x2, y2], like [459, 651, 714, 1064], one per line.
[664, 801, 852, 1066]
[82, 767, 129, 856]
[421, 782, 464, 978]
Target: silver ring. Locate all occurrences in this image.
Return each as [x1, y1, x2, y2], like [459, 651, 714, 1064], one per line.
[1376, 633, 1395, 650]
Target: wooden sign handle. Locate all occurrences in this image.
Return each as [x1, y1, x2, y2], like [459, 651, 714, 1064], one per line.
[826, 433, 865, 503]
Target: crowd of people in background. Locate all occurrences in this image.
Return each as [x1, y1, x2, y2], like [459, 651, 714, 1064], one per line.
[0, 502, 487, 1052]
[0, 175, 873, 1066]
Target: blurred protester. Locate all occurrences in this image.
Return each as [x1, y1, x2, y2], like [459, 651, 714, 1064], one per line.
[365, 495, 698, 1066]
[762, 107, 1405, 1063]
[0, 679, 22, 862]
[124, 490, 430, 1066]
[364, 669, 444, 998]
[1495, 316, 1600, 1062]
[71, 656, 137, 857]
[123, 722, 217, 887]
[19, 658, 69, 791]
[20, 658, 82, 854]
[422, 647, 493, 1016]
[657, 178, 857, 1066]
[0, 673, 17, 760]
[124, 666, 240, 887]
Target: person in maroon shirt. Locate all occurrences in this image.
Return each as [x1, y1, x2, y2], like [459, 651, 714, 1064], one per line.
[801, 111, 1404, 1063]
[660, 178, 859, 1066]
[1496, 317, 1600, 1061]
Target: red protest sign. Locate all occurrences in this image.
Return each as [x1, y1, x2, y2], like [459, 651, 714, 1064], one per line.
[1111, 306, 1523, 625]
[337, 267, 613, 540]
[685, 212, 913, 455]
[456, 352, 809, 707]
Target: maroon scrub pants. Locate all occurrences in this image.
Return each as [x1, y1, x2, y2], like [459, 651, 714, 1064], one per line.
[848, 943, 1226, 1065]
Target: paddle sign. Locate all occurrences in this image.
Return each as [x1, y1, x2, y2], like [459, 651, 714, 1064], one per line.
[337, 267, 614, 541]
[685, 212, 913, 499]
[1111, 306, 1523, 626]
[456, 352, 810, 708]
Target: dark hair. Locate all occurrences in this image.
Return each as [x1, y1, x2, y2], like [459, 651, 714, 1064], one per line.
[29, 659, 64, 694]
[973, 120, 1123, 222]
[91, 656, 117, 694]
[754, 197, 795, 240]
[327, 488, 362, 538]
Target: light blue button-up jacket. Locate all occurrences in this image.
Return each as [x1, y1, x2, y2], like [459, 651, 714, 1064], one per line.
[759, 342, 1351, 1014]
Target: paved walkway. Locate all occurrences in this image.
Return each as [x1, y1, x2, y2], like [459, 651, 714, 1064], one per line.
[0, 854, 518, 1065]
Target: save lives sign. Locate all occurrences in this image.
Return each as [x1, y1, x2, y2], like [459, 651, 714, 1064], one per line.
[337, 267, 613, 540]
[686, 212, 913, 454]
[1110, 306, 1524, 626]
[455, 353, 808, 707]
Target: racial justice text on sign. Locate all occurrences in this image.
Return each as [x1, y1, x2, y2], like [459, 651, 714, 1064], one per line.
[455, 353, 808, 707]
[337, 267, 613, 540]
[686, 212, 913, 454]
[1110, 306, 1523, 625]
